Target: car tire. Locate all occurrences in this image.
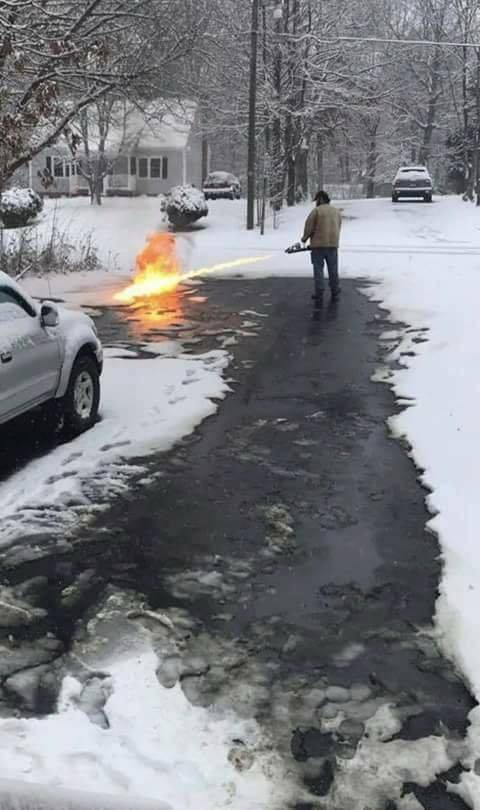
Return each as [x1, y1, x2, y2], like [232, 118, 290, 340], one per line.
[392, 195, 398, 203]
[425, 194, 432, 203]
[62, 354, 100, 436]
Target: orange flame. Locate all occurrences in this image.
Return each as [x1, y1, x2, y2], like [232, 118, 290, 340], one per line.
[115, 232, 272, 303]
[116, 232, 182, 302]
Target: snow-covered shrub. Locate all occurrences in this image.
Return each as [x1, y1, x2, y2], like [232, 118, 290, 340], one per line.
[165, 185, 208, 228]
[0, 187, 44, 228]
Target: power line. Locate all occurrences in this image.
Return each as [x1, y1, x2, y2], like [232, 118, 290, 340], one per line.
[314, 34, 480, 49]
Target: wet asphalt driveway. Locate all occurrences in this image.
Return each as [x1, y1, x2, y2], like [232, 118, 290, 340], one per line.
[0, 278, 474, 808]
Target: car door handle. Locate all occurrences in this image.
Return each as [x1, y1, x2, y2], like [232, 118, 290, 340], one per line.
[1, 351, 12, 364]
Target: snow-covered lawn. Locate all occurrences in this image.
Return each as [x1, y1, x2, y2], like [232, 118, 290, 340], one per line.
[4, 193, 480, 806]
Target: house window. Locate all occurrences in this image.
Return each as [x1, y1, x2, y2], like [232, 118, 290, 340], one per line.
[139, 158, 148, 178]
[45, 156, 52, 174]
[150, 158, 161, 178]
[65, 163, 70, 178]
[162, 157, 168, 179]
[53, 158, 64, 178]
[130, 157, 137, 176]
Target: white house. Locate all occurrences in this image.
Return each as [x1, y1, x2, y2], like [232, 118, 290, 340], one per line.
[28, 102, 204, 197]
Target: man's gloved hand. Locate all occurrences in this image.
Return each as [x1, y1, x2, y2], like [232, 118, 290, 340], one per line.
[286, 242, 300, 254]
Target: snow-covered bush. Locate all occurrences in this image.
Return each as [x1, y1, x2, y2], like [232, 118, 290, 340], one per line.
[165, 185, 208, 228]
[0, 187, 44, 228]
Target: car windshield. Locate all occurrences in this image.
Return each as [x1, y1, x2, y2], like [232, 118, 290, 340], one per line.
[399, 168, 427, 173]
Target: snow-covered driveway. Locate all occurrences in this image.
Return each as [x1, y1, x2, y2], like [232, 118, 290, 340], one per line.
[2, 194, 480, 807]
[5, 197, 480, 694]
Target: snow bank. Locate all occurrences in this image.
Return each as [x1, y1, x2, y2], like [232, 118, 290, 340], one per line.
[0, 648, 289, 810]
[0, 350, 229, 543]
[335, 197, 480, 806]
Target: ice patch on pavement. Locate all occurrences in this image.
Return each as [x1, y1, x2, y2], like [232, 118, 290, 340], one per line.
[142, 341, 183, 357]
[0, 648, 291, 810]
[0, 351, 230, 542]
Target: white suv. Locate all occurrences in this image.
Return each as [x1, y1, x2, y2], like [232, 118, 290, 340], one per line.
[392, 166, 433, 203]
[0, 272, 103, 434]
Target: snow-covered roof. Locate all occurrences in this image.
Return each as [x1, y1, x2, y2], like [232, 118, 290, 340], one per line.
[204, 171, 240, 187]
[120, 102, 196, 152]
[47, 101, 197, 157]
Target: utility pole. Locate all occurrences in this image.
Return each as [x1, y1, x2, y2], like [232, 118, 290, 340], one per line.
[247, 0, 259, 230]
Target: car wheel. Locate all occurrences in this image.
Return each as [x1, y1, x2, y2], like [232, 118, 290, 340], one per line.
[392, 195, 398, 203]
[63, 354, 100, 435]
[425, 194, 432, 203]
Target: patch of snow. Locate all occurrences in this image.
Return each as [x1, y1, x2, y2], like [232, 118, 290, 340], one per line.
[0, 647, 290, 810]
[0, 350, 230, 542]
[142, 341, 183, 357]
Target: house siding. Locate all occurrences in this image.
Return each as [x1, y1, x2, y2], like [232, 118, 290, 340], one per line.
[134, 150, 183, 195]
[22, 116, 203, 197]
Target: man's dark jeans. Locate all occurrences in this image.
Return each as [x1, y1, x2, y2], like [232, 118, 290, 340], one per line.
[310, 247, 339, 296]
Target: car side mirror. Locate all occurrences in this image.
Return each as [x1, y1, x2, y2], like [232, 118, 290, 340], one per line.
[40, 301, 59, 328]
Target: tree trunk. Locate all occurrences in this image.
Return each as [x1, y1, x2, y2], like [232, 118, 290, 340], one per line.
[201, 137, 209, 184]
[462, 44, 470, 192]
[296, 148, 308, 199]
[317, 134, 324, 189]
[271, 16, 283, 211]
[285, 113, 295, 206]
[286, 157, 295, 206]
[366, 131, 377, 199]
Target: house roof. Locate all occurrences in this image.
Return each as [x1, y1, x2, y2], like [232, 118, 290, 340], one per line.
[47, 101, 196, 157]
[119, 102, 196, 152]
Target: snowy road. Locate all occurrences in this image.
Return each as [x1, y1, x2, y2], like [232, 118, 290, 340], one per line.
[1, 196, 480, 808]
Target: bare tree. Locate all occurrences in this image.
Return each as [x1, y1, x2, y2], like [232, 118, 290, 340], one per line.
[0, 0, 208, 190]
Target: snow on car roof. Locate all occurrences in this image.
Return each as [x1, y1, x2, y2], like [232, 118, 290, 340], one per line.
[205, 171, 239, 183]
[399, 166, 428, 172]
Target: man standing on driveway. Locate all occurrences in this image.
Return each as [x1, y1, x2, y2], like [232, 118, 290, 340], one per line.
[301, 190, 342, 303]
